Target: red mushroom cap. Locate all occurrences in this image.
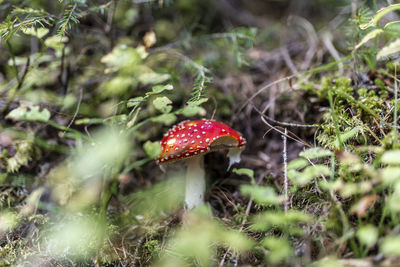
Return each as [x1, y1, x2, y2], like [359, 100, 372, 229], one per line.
[156, 119, 246, 164]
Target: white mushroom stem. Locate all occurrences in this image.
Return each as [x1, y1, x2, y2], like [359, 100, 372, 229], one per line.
[227, 147, 244, 171]
[184, 155, 205, 210]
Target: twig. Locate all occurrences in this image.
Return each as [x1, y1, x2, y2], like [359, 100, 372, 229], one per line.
[65, 87, 83, 129]
[259, 102, 318, 128]
[105, 0, 117, 48]
[281, 47, 298, 74]
[132, 237, 144, 267]
[59, 44, 70, 95]
[287, 15, 319, 71]
[236, 74, 297, 116]
[321, 32, 343, 75]
[283, 128, 289, 212]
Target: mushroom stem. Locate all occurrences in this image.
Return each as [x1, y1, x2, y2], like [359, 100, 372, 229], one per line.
[184, 155, 205, 210]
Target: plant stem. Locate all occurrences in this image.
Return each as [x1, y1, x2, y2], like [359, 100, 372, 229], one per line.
[328, 90, 344, 150]
[47, 120, 90, 141]
[99, 179, 119, 219]
[394, 64, 398, 147]
[7, 41, 20, 84]
[330, 153, 335, 181]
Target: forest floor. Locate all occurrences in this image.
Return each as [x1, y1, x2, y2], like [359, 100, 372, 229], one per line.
[1, 1, 400, 266]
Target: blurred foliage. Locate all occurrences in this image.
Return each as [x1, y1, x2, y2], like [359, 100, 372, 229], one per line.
[1, 0, 400, 266]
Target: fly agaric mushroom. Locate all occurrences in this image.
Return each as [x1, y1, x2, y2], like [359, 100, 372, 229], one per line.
[156, 119, 246, 210]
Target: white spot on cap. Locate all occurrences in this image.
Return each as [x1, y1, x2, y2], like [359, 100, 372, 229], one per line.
[205, 138, 210, 143]
[191, 140, 195, 144]
[167, 138, 177, 146]
[197, 135, 201, 138]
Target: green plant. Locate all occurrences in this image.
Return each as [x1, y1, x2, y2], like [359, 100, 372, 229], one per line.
[354, 4, 400, 70]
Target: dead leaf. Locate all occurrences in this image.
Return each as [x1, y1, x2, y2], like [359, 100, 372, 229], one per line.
[351, 194, 378, 217]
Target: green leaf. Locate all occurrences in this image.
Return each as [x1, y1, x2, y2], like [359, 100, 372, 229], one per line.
[381, 236, 400, 256]
[381, 167, 400, 184]
[127, 96, 144, 108]
[218, 228, 254, 251]
[101, 45, 143, 73]
[357, 225, 378, 247]
[319, 179, 343, 191]
[250, 210, 312, 233]
[381, 150, 400, 165]
[232, 168, 254, 183]
[72, 128, 131, 179]
[262, 237, 292, 264]
[101, 76, 136, 98]
[334, 126, 362, 148]
[377, 39, 400, 60]
[138, 73, 170, 85]
[360, 4, 400, 30]
[143, 141, 162, 159]
[148, 84, 173, 95]
[240, 185, 282, 205]
[355, 29, 383, 50]
[44, 35, 68, 50]
[384, 20, 400, 29]
[289, 165, 330, 186]
[0, 211, 18, 232]
[153, 96, 172, 113]
[44, 216, 104, 259]
[152, 113, 177, 125]
[6, 105, 51, 122]
[388, 182, 400, 212]
[22, 27, 49, 39]
[340, 183, 358, 198]
[177, 105, 206, 117]
[287, 158, 309, 170]
[187, 98, 208, 106]
[299, 147, 332, 159]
